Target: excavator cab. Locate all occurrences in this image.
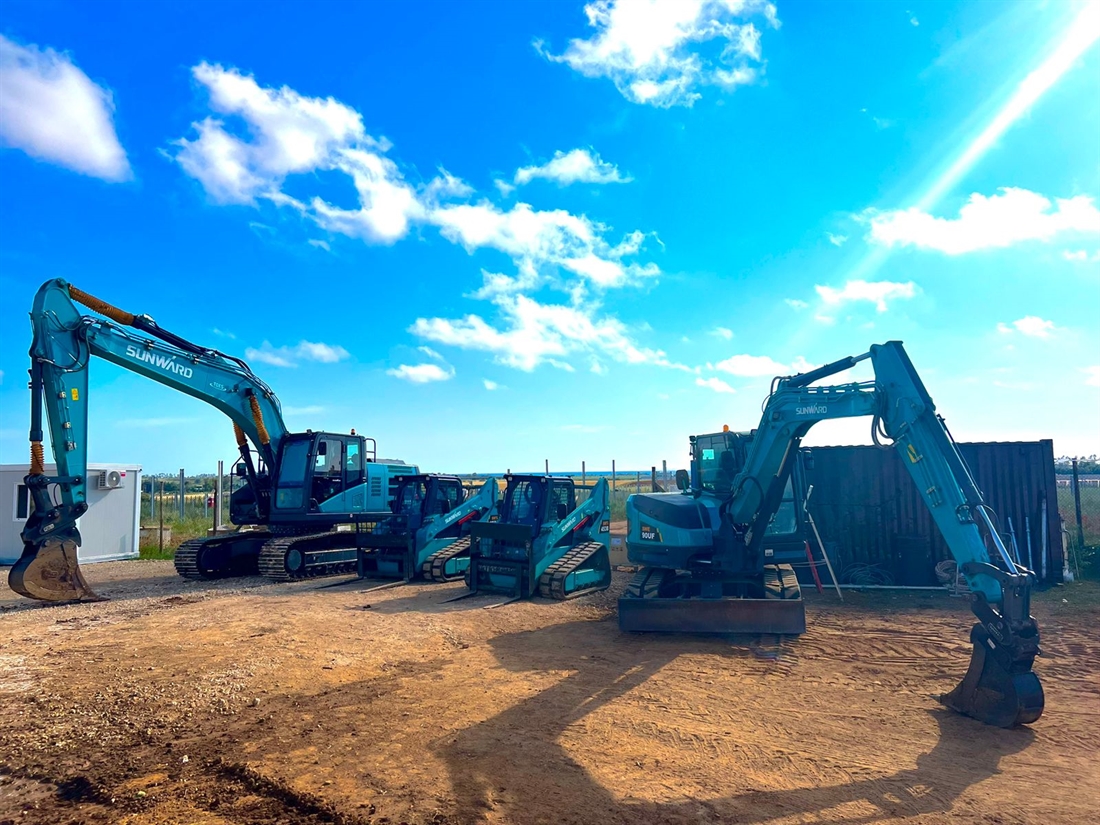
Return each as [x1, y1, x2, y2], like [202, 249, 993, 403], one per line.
[271, 432, 364, 514]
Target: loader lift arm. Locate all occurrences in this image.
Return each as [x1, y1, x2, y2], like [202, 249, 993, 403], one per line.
[12, 278, 290, 601]
[724, 341, 1042, 726]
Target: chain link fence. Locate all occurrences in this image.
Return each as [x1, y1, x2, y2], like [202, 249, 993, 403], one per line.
[1059, 470, 1100, 579]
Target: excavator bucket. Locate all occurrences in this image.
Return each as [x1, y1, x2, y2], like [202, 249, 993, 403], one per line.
[8, 538, 104, 602]
[940, 624, 1043, 728]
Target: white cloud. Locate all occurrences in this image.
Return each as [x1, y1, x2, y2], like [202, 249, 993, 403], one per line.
[1084, 366, 1100, 387]
[0, 34, 130, 181]
[826, 232, 848, 247]
[997, 316, 1057, 339]
[865, 188, 1100, 255]
[483, 379, 499, 391]
[696, 376, 736, 393]
[1063, 249, 1100, 263]
[172, 63, 422, 243]
[211, 327, 236, 339]
[283, 405, 326, 416]
[539, 0, 780, 108]
[514, 148, 630, 186]
[307, 239, 331, 251]
[713, 353, 791, 377]
[245, 340, 350, 367]
[172, 64, 669, 377]
[411, 293, 688, 373]
[591, 359, 608, 375]
[710, 326, 734, 340]
[418, 346, 445, 361]
[387, 363, 454, 383]
[172, 64, 659, 296]
[815, 279, 918, 312]
[784, 298, 808, 310]
[430, 201, 659, 293]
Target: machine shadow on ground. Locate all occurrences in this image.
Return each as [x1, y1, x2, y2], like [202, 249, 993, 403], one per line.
[432, 620, 1035, 824]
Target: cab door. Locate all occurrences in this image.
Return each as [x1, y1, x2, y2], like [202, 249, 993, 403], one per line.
[314, 435, 367, 514]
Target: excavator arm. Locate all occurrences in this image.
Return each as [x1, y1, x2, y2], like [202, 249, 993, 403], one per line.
[11, 278, 290, 602]
[725, 341, 1042, 726]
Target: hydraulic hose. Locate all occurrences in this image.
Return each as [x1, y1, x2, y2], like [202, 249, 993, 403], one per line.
[29, 441, 45, 477]
[68, 285, 136, 326]
[248, 394, 271, 446]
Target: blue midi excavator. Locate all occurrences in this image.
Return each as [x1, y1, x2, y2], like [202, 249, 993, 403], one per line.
[457, 474, 612, 605]
[351, 474, 499, 584]
[620, 341, 1044, 728]
[10, 279, 416, 602]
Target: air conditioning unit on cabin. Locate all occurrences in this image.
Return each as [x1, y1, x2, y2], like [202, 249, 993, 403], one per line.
[97, 470, 124, 490]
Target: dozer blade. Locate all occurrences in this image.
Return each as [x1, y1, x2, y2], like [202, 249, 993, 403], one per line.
[618, 596, 806, 635]
[940, 625, 1044, 728]
[8, 538, 105, 603]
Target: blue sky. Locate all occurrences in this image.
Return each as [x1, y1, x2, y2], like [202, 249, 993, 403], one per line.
[1, 0, 1098, 476]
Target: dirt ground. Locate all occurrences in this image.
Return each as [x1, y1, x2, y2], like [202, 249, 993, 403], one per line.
[1, 561, 1097, 825]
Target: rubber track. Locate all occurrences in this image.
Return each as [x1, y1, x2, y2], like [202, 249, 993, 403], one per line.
[623, 566, 674, 599]
[422, 537, 472, 582]
[257, 531, 353, 581]
[538, 541, 610, 600]
[173, 538, 206, 580]
[763, 564, 800, 600]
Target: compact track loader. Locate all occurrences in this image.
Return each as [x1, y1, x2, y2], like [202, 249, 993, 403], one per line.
[456, 474, 612, 606]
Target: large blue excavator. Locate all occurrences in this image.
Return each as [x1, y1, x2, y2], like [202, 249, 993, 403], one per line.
[621, 341, 1044, 728]
[10, 279, 416, 602]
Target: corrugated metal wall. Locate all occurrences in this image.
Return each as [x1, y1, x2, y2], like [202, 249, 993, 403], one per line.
[805, 441, 1061, 586]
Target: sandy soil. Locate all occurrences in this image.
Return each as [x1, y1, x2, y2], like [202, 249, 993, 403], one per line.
[1, 560, 1097, 825]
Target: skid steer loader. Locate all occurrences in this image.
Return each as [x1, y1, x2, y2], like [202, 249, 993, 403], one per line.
[454, 474, 612, 606]
[349, 475, 499, 586]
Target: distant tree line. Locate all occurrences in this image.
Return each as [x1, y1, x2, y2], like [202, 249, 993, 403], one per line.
[1055, 456, 1099, 474]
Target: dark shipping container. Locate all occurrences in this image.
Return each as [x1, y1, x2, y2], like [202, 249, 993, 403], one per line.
[804, 441, 1061, 587]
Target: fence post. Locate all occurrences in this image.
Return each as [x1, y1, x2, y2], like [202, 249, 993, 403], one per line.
[148, 477, 155, 520]
[215, 460, 224, 530]
[612, 460, 616, 491]
[159, 478, 165, 554]
[635, 470, 640, 490]
[178, 468, 185, 519]
[545, 458, 549, 475]
[582, 461, 586, 488]
[651, 466, 658, 492]
[1072, 458, 1085, 552]
[662, 459, 667, 488]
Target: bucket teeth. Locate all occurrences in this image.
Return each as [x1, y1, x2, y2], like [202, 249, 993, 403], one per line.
[940, 624, 1044, 728]
[8, 538, 105, 602]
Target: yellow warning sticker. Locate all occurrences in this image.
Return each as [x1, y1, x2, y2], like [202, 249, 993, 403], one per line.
[71, 388, 79, 401]
[907, 444, 919, 463]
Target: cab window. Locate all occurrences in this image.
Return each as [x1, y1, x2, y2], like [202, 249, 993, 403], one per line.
[766, 477, 798, 536]
[345, 441, 363, 486]
[275, 439, 311, 509]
